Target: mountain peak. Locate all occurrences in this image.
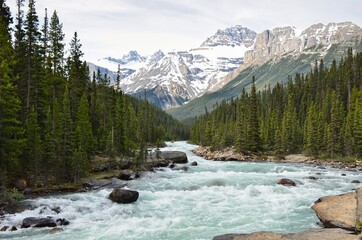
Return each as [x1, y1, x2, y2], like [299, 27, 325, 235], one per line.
[121, 50, 146, 63]
[200, 25, 257, 48]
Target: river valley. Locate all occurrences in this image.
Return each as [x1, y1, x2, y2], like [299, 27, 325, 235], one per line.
[1, 141, 361, 240]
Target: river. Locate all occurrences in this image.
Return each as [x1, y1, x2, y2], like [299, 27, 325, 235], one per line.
[1, 141, 361, 239]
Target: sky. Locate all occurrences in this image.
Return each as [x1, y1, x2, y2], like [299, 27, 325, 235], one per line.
[6, 0, 362, 63]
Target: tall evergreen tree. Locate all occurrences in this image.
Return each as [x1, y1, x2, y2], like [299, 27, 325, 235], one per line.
[246, 78, 261, 152]
[0, 16, 24, 176]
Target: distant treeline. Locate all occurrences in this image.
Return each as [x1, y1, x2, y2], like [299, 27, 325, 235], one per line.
[191, 48, 362, 160]
[0, 0, 188, 189]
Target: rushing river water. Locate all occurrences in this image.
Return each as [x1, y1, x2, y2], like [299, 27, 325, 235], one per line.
[1, 141, 361, 240]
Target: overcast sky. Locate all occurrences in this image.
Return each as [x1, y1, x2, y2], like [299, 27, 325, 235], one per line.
[7, 0, 362, 63]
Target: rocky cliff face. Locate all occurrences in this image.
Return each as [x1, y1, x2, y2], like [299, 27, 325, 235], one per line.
[200, 25, 256, 48]
[218, 22, 362, 88]
[244, 22, 362, 66]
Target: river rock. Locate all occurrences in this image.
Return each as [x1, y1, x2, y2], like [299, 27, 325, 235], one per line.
[191, 161, 198, 166]
[213, 229, 359, 240]
[305, 176, 317, 180]
[109, 188, 139, 204]
[1, 226, 9, 231]
[351, 180, 360, 183]
[10, 226, 17, 231]
[2, 202, 34, 215]
[21, 217, 57, 228]
[277, 178, 296, 186]
[56, 218, 70, 226]
[159, 151, 188, 163]
[119, 170, 133, 180]
[312, 191, 356, 231]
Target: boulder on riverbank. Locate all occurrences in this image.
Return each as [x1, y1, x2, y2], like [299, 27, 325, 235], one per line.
[312, 190, 358, 231]
[192, 146, 249, 161]
[158, 151, 188, 163]
[213, 228, 359, 240]
[119, 170, 133, 180]
[109, 188, 139, 204]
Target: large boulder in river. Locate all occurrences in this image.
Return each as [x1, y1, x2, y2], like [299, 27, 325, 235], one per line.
[277, 178, 296, 186]
[109, 188, 139, 204]
[21, 217, 57, 228]
[312, 191, 357, 231]
[159, 151, 188, 163]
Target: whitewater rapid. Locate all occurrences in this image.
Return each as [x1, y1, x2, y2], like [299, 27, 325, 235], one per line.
[1, 141, 361, 240]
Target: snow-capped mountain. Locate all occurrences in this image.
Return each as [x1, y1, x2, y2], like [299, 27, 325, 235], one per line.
[169, 22, 362, 120]
[90, 22, 362, 110]
[200, 25, 256, 48]
[116, 25, 257, 109]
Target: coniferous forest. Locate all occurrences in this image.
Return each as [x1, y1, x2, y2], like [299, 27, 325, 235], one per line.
[0, 0, 188, 193]
[191, 49, 362, 160]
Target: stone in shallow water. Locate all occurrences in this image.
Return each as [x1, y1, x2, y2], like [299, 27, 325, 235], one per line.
[277, 178, 296, 186]
[109, 188, 139, 204]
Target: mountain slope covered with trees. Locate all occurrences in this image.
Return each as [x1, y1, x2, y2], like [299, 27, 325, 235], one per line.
[191, 49, 362, 160]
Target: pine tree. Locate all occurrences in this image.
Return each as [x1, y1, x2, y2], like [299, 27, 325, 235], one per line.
[25, 106, 42, 178]
[0, 0, 12, 31]
[47, 10, 65, 101]
[281, 94, 300, 153]
[75, 93, 93, 158]
[68, 32, 86, 118]
[304, 103, 319, 156]
[0, 16, 24, 175]
[59, 85, 74, 182]
[246, 78, 261, 152]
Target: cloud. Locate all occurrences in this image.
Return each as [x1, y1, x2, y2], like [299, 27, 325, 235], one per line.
[6, 0, 362, 63]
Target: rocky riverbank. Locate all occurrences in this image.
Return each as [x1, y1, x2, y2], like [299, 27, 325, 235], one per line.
[192, 146, 362, 169]
[0, 150, 189, 232]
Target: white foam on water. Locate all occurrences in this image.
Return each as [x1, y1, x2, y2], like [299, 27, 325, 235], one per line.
[1, 141, 361, 240]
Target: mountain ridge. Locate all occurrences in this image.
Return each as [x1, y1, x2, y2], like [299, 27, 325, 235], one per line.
[89, 21, 362, 113]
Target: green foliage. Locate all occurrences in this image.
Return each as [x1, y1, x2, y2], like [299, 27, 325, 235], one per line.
[0, 2, 189, 188]
[2, 188, 24, 203]
[191, 49, 362, 160]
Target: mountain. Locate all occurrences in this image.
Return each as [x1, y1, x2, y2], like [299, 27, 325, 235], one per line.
[200, 25, 256, 48]
[125, 26, 256, 109]
[168, 22, 362, 120]
[91, 25, 257, 109]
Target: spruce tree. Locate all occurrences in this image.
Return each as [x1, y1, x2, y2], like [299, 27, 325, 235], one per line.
[246, 78, 261, 152]
[0, 16, 24, 176]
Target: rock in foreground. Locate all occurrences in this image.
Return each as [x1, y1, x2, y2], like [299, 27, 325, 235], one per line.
[109, 188, 139, 204]
[312, 191, 357, 231]
[213, 228, 359, 240]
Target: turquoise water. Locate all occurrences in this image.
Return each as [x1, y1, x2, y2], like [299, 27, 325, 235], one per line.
[1, 141, 361, 240]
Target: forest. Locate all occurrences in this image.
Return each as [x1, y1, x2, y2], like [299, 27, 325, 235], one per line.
[191, 48, 362, 160]
[0, 0, 188, 195]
